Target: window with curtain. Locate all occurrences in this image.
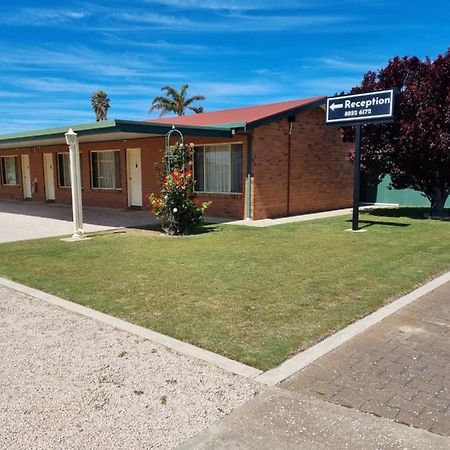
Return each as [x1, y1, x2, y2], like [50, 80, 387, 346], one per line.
[194, 144, 242, 193]
[57, 153, 83, 188]
[1, 156, 18, 185]
[90, 150, 121, 189]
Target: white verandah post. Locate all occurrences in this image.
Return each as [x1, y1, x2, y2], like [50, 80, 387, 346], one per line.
[64, 128, 85, 239]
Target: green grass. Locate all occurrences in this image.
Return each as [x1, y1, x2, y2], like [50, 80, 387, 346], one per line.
[0, 208, 449, 371]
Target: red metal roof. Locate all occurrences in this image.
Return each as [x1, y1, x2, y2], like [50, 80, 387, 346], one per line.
[147, 96, 325, 128]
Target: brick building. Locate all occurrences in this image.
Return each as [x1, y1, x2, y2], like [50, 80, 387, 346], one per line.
[0, 97, 353, 220]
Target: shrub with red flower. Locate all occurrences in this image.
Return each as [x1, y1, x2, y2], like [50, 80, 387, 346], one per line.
[149, 142, 210, 235]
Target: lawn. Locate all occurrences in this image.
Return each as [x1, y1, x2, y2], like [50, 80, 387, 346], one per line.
[0, 208, 449, 371]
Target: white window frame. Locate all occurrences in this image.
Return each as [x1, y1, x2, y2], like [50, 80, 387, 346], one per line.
[90, 149, 122, 190]
[1, 155, 19, 186]
[194, 142, 243, 195]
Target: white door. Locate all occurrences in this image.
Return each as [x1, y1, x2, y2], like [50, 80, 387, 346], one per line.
[127, 148, 142, 207]
[21, 154, 32, 199]
[43, 153, 55, 201]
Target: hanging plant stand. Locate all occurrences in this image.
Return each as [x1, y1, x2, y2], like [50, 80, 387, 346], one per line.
[148, 126, 211, 235]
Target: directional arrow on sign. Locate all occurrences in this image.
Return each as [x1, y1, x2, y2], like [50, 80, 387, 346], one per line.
[330, 102, 344, 111]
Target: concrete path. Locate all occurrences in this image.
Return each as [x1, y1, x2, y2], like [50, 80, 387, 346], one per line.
[0, 200, 231, 243]
[226, 205, 387, 227]
[180, 283, 450, 449]
[179, 388, 449, 450]
[0, 286, 262, 450]
[0, 200, 156, 243]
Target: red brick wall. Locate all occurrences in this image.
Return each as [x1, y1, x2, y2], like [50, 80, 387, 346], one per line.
[251, 121, 289, 218]
[0, 142, 130, 208]
[0, 108, 352, 220]
[252, 107, 353, 219]
[0, 134, 246, 218]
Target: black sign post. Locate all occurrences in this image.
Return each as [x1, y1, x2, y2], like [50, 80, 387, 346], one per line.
[352, 125, 362, 231]
[325, 89, 395, 231]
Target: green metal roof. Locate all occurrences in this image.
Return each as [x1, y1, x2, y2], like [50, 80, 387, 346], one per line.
[0, 120, 116, 141]
[0, 119, 236, 149]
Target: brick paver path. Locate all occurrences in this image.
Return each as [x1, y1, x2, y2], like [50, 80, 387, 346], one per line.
[282, 281, 450, 436]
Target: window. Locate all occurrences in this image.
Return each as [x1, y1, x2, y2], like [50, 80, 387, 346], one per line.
[194, 144, 242, 193]
[57, 153, 83, 188]
[1, 156, 18, 185]
[90, 150, 121, 189]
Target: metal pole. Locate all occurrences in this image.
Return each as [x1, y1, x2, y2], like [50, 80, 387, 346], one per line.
[65, 128, 85, 239]
[352, 125, 362, 231]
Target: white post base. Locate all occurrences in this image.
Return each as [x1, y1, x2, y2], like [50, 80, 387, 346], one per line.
[61, 233, 92, 242]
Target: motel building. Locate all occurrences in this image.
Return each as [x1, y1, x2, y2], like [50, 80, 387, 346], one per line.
[0, 97, 354, 221]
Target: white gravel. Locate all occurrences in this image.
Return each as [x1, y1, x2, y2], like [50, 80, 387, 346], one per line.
[0, 287, 262, 449]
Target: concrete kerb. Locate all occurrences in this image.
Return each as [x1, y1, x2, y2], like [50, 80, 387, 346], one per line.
[0, 277, 261, 380]
[2, 270, 449, 387]
[256, 270, 450, 386]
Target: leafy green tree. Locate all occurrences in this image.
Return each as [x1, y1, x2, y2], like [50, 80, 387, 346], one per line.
[150, 84, 205, 116]
[91, 90, 110, 121]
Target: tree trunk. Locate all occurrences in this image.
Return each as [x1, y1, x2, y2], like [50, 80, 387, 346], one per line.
[430, 187, 448, 217]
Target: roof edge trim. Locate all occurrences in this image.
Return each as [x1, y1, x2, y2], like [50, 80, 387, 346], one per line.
[245, 97, 326, 130]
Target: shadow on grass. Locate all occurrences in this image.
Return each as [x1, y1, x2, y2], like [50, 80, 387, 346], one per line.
[190, 223, 220, 235]
[131, 222, 220, 235]
[131, 223, 163, 232]
[363, 207, 449, 220]
[347, 219, 410, 229]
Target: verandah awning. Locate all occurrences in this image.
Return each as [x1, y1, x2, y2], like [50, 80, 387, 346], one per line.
[0, 119, 240, 150]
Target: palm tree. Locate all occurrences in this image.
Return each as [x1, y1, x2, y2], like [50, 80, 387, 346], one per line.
[150, 84, 205, 117]
[91, 90, 110, 121]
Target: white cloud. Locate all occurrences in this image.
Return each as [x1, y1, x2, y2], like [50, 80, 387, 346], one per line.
[144, 0, 381, 10]
[0, 91, 32, 99]
[113, 12, 195, 28]
[0, 8, 89, 25]
[252, 68, 285, 77]
[200, 81, 278, 98]
[299, 76, 361, 95]
[144, 0, 302, 10]
[113, 10, 352, 32]
[0, 44, 178, 80]
[314, 57, 385, 72]
[8, 77, 99, 94]
[101, 34, 209, 53]
[1, 76, 164, 97]
[0, 2, 356, 34]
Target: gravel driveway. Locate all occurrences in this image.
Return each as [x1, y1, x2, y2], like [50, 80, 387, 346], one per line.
[0, 286, 261, 449]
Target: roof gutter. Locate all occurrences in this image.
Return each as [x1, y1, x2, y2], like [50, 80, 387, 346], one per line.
[117, 120, 234, 138]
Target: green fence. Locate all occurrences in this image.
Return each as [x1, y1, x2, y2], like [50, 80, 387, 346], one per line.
[361, 172, 450, 208]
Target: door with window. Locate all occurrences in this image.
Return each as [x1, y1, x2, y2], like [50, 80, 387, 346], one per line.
[43, 153, 55, 201]
[126, 148, 142, 207]
[20, 154, 32, 199]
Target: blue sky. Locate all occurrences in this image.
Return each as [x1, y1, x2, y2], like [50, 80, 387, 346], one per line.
[1, 0, 449, 134]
